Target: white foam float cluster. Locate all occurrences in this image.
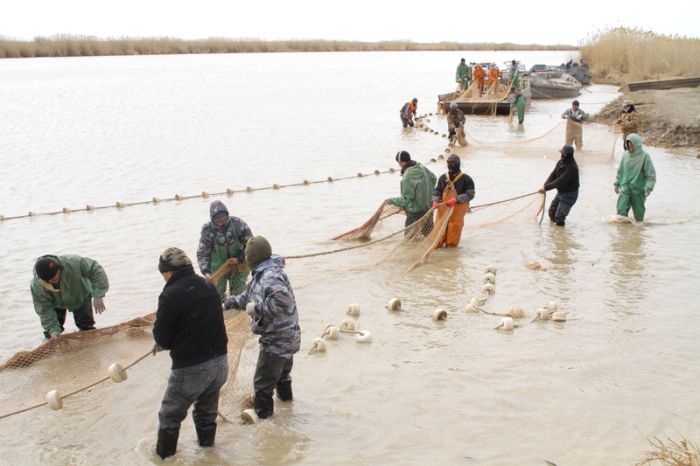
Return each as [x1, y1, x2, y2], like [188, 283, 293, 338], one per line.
[534, 301, 567, 322]
[309, 303, 373, 354]
[465, 266, 498, 313]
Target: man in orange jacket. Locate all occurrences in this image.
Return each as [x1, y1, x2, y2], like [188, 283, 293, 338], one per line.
[473, 64, 485, 96]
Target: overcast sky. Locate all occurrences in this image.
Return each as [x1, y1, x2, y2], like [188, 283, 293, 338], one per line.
[2, 0, 698, 45]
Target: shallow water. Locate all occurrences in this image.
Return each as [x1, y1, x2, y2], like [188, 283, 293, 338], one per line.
[0, 51, 699, 465]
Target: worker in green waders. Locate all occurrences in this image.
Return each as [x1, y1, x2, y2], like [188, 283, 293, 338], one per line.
[197, 200, 253, 300]
[512, 91, 526, 124]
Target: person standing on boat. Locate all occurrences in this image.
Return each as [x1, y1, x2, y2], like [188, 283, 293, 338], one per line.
[487, 64, 501, 95]
[387, 150, 437, 233]
[561, 100, 589, 150]
[197, 200, 253, 300]
[613, 99, 641, 141]
[447, 102, 467, 146]
[509, 59, 521, 90]
[431, 154, 475, 247]
[153, 247, 228, 459]
[614, 133, 656, 222]
[473, 64, 485, 97]
[400, 98, 418, 128]
[30, 254, 109, 339]
[456, 58, 471, 90]
[538, 144, 580, 227]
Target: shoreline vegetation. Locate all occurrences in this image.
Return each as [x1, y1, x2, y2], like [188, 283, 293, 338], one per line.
[581, 27, 700, 84]
[0, 35, 576, 59]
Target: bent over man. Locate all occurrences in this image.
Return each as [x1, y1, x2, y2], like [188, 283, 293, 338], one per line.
[538, 145, 580, 227]
[153, 247, 228, 459]
[30, 254, 109, 339]
[387, 150, 437, 232]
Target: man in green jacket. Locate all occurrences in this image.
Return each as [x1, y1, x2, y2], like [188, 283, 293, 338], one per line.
[614, 133, 656, 222]
[387, 150, 437, 232]
[30, 255, 109, 339]
[456, 58, 471, 90]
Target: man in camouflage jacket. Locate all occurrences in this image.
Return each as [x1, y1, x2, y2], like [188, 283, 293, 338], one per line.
[224, 236, 301, 419]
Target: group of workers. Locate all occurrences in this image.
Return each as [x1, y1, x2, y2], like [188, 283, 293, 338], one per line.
[456, 58, 521, 96]
[30, 204, 301, 459]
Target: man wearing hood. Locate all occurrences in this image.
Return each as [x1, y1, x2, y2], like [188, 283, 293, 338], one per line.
[614, 133, 656, 222]
[431, 155, 475, 247]
[447, 102, 467, 146]
[613, 99, 641, 141]
[197, 200, 253, 299]
[30, 254, 109, 339]
[387, 150, 437, 232]
[224, 236, 301, 420]
[538, 144, 580, 227]
[153, 247, 228, 459]
[456, 58, 471, 90]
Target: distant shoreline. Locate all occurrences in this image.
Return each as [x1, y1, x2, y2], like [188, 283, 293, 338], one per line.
[0, 37, 578, 59]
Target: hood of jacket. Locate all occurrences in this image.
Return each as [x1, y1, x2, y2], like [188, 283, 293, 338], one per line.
[209, 200, 229, 220]
[625, 133, 645, 157]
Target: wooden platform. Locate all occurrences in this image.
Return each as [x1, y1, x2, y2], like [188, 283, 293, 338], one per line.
[627, 77, 700, 91]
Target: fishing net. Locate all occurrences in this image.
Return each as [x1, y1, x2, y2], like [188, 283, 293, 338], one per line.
[0, 309, 254, 422]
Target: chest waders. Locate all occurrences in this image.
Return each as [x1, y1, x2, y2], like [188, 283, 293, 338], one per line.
[431, 173, 470, 248]
[211, 226, 250, 298]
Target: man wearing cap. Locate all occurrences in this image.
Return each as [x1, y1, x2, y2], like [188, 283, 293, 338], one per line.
[387, 150, 437, 232]
[614, 133, 656, 222]
[561, 100, 589, 150]
[538, 145, 580, 227]
[30, 255, 109, 339]
[197, 200, 253, 300]
[447, 102, 467, 146]
[400, 98, 418, 128]
[153, 247, 228, 459]
[431, 155, 475, 247]
[613, 99, 641, 141]
[224, 236, 301, 420]
[456, 58, 471, 90]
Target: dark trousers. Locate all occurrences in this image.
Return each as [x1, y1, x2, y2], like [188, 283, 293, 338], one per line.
[401, 116, 414, 128]
[253, 350, 294, 419]
[158, 355, 228, 431]
[43, 297, 95, 338]
[548, 190, 579, 226]
[405, 209, 433, 236]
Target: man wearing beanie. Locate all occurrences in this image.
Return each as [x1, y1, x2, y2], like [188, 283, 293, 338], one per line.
[224, 236, 301, 420]
[152, 247, 228, 459]
[538, 144, 580, 227]
[197, 200, 253, 300]
[387, 150, 437, 232]
[431, 154, 475, 247]
[30, 254, 109, 339]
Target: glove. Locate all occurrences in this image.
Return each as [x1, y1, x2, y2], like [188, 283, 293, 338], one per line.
[93, 297, 106, 314]
[432, 201, 440, 209]
[446, 198, 457, 207]
[50, 331, 61, 340]
[204, 272, 212, 280]
[151, 343, 163, 356]
[246, 302, 257, 316]
[614, 186, 620, 194]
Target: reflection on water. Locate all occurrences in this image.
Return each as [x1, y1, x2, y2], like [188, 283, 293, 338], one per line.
[609, 222, 648, 313]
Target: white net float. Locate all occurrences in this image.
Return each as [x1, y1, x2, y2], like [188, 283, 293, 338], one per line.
[152, 197, 160, 204]
[496, 317, 514, 331]
[508, 306, 525, 319]
[551, 311, 567, 322]
[483, 273, 496, 284]
[432, 308, 447, 321]
[386, 298, 402, 312]
[547, 301, 558, 313]
[339, 319, 356, 332]
[482, 283, 496, 295]
[201, 191, 209, 198]
[226, 188, 234, 195]
[241, 408, 259, 424]
[485, 266, 498, 274]
[47, 389, 63, 410]
[536, 308, 552, 320]
[310, 338, 327, 353]
[356, 330, 372, 343]
[465, 303, 480, 313]
[323, 325, 340, 340]
[346, 303, 361, 317]
[108, 363, 128, 383]
[62, 207, 71, 214]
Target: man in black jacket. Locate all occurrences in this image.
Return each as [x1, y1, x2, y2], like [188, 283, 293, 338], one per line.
[538, 145, 580, 227]
[153, 247, 228, 460]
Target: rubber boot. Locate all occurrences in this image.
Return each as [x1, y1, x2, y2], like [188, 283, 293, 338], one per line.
[196, 426, 216, 447]
[156, 428, 179, 459]
[276, 380, 293, 402]
[254, 392, 274, 419]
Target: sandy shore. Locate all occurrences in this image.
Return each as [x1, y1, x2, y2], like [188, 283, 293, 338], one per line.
[593, 87, 700, 153]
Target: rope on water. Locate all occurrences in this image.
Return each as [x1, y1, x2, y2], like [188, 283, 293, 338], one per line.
[0, 349, 153, 421]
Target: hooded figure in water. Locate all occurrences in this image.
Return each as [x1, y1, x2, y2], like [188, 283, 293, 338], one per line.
[197, 200, 253, 299]
[614, 133, 656, 222]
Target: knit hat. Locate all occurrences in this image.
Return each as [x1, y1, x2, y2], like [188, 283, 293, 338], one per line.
[35, 257, 61, 281]
[245, 236, 272, 269]
[559, 144, 575, 156]
[158, 247, 192, 273]
[395, 150, 411, 162]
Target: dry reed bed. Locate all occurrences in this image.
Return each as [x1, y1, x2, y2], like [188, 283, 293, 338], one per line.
[581, 27, 700, 83]
[0, 36, 575, 59]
